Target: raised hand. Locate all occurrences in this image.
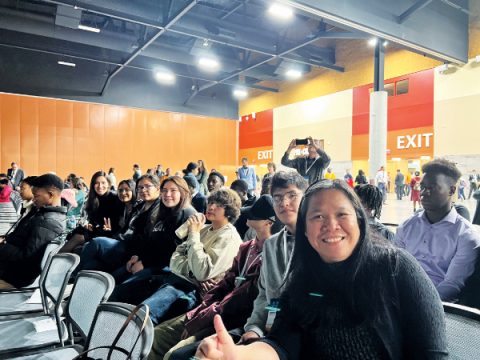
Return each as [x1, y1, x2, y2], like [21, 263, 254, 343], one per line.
[188, 213, 206, 234]
[103, 217, 112, 231]
[195, 315, 237, 360]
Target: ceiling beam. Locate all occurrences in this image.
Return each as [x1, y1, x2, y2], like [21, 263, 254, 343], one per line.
[44, 0, 342, 73]
[100, 0, 197, 95]
[184, 30, 345, 104]
[0, 42, 279, 94]
[398, 0, 433, 24]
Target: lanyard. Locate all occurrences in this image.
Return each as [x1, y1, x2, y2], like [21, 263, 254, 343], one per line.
[238, 242, 262, 278]
[241, 167, 250, 177]
[281, 229, 294, 282]
[305, 157, 319, 175]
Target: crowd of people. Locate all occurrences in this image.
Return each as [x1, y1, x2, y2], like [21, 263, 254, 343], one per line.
[1, 138, 480, 359]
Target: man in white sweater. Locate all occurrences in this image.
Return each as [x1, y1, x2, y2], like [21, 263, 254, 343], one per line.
[144, 189, 243, 325]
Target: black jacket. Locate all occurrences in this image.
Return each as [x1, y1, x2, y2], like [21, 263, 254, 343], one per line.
[138, 206, 197, 270]
[0, 205, 67, 288]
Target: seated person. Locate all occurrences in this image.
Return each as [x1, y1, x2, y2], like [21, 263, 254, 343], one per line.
[395, 159, 480, 301]
[60, 170, 121, 253]
[77, 179, 140, 273]
[231, 179, 256, 239]
[18, 176, 37, 217]
[184, 175, 207, 214]
[207, 171, 225, 193]
[140, 189, 243, 326]
[354, 184, 395, 241]
[0, 173, 18, 235]
[0, 174, 67, 289]
[108, 176, 194, 298]
[148, 194, 277, 360]
[195, 180, 447, 359]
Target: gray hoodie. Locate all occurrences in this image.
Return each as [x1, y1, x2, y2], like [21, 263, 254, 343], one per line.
[244, 227, 294, 337]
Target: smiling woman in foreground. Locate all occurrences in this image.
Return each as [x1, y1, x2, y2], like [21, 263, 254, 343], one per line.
[195, 179, 448, 360]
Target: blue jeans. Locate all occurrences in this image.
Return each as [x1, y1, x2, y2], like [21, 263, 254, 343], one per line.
[79, 237, 127, 272]
[143, 284, 197, 325]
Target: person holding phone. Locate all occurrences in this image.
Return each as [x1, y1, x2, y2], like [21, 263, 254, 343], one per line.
[281, 137, 330, 184]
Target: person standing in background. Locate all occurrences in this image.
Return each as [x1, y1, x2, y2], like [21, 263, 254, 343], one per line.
[395, 169, 405, 200]
[281, 137, 330, 184]
[237, 158, 257, 197]
[375, 166, 387, 204]
[468, 170, 479, 199]
[107, 167, 117, 190]
[133, 164, 142, 182]
[155, 164, 165, 178]
[404, 171, 412, 197]
[7, 162, 25, 191]
[343, 169, 354, 187]
[197, 160, 209, 196]
[410, 171, 422, 212]
[324, 167, 336, 180]
[261, 162, 276, 195]
[355, 169, 368, 185]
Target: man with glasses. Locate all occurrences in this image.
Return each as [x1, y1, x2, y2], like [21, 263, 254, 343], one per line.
[240, 171, 308, 343]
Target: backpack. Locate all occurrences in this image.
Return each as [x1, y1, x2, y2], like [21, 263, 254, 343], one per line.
[413, 180, 421, 191]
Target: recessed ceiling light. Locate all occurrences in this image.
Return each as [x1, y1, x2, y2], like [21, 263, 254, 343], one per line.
[383, 40, 389, 47]
[154, 69, 176, 85]
[368, 38, 378, 47]
[78, 24, 100, 33]
[198, 57, 220, 71]
[58, 61, 76, 67]
[285, 69, 302, 80]
[267, 3, 293, 20]
[233, 88, 248, 99]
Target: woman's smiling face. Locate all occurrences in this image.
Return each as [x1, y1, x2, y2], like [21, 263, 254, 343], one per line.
[305, 189, 360, 263]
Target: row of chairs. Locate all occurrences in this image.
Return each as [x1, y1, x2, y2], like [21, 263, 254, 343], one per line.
[0, 240, 154, 360]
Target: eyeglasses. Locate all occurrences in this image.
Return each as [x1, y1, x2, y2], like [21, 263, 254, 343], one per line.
[272, 191, 300, 205]
[137, 184, 156, 191]
[118, 188, 132, 193]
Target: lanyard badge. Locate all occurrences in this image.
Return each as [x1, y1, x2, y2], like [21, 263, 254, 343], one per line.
[265, 298, 281, 332]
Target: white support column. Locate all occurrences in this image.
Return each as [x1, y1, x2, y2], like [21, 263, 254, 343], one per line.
[369, 91, 388, 183]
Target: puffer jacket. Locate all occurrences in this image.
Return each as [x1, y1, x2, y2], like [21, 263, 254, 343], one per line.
[0, 206, 67, 287]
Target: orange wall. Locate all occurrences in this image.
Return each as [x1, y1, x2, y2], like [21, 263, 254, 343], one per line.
[0, 93, 238, 184]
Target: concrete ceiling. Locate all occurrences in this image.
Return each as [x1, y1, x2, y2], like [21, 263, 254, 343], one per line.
[0, 0, 472, 117]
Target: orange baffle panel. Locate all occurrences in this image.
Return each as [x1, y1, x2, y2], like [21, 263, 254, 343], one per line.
[0, 93, 238, 182]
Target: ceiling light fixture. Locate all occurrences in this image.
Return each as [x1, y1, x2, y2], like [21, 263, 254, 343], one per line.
[58, 61, 76, 67]
[437, 63, 449, 74]
[368, 38, 378, 47]
[78, 24, 100, 33]
[154, 69, 176, 85]
[198, 57, 220, 71]
[267, 3, 294, 20]
[233, 88, 248, 99]
[285, 69, 302, 80]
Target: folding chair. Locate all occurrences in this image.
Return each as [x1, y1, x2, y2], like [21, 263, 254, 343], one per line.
[0, 231, 68, 294]
[443, 302, 480, 359]
[9, 302, 153, 360]
[0, 253, 80, 357]
[0, 240, 64, 317]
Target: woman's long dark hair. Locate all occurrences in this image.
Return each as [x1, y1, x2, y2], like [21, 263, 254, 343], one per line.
[85, 171, 110, 216]
[284, 179, 397, 327]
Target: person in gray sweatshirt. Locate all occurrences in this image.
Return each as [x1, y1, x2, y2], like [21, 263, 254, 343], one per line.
[241, 171, 308, 342]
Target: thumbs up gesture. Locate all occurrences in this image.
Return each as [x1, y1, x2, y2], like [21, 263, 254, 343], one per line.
[195, 315, 237, 360]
